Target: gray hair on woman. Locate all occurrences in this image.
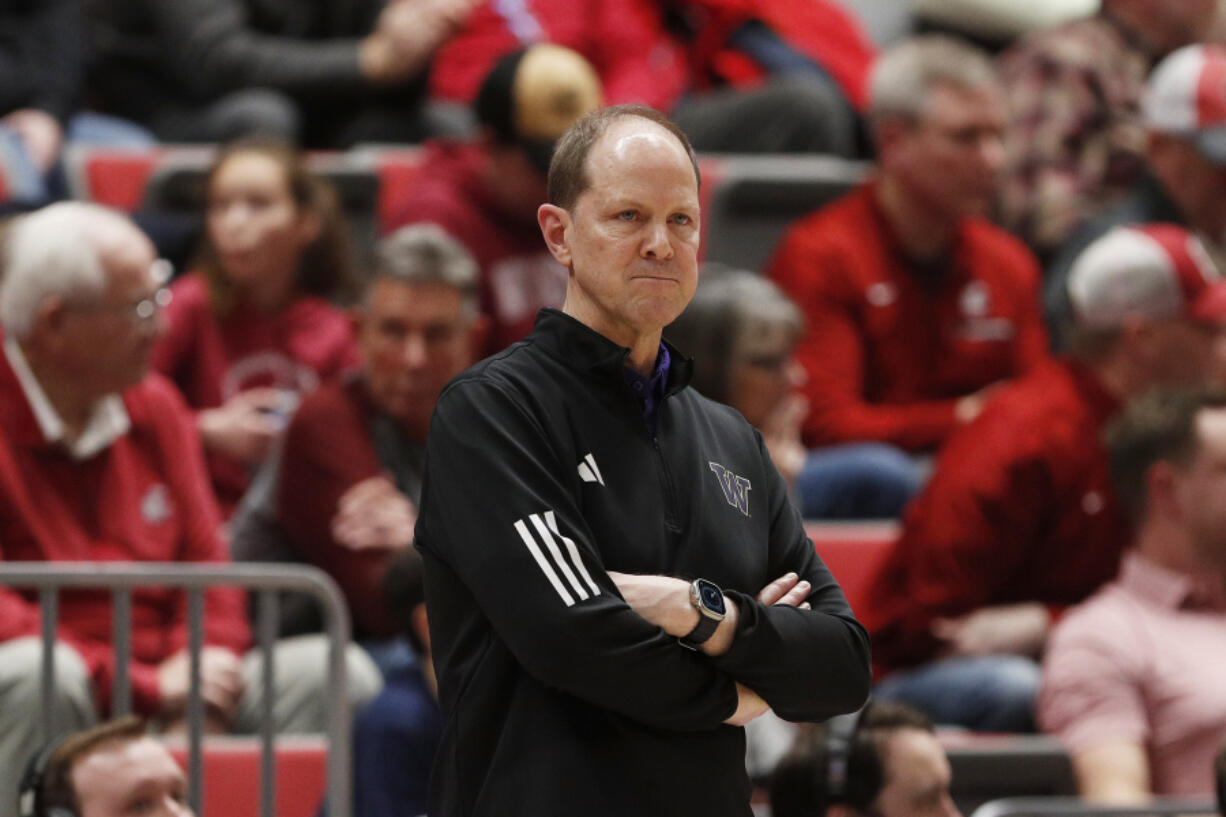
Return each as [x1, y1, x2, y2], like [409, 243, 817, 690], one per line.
[666, 265, 803, 405]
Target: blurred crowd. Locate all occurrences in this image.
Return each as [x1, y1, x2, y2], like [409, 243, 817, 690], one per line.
[7, 0, 1226, 815]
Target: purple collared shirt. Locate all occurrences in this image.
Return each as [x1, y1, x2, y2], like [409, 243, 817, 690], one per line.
[621, 344, 671, 435]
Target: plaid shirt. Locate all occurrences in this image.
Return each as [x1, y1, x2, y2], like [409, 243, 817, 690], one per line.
[998, 16, 1150, 257]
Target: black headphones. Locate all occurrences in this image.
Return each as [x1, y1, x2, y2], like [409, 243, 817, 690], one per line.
[823, 701, 883, 811]
[18, 734, 77, 817]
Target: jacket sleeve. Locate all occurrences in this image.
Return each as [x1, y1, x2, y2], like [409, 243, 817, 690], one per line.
[417, 378, 740, 731]
[152, 379, 251, 661]
[0, 0, 86, 122]
[276, 391, 394, 638]
[710, 433, 871, 722]
[146, 0, 369, 99]
[866, 404, 1052, 668]
[768, 229, 961, 451]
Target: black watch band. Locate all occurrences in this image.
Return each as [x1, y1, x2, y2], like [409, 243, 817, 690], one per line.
[680, 578, 726, 650]
[680, 613, 721, 649]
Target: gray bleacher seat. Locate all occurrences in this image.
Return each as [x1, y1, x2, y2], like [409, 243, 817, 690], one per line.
[700, 154, 869, 273]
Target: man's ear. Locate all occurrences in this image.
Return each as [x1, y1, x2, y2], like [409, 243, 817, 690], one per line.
[28, 296, 69, 352]
[538, 203, 572, 268]
[1147, 460, 1181, 521]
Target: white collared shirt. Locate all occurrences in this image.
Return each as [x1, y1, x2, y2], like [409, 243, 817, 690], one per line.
[4, 338, 130, 460]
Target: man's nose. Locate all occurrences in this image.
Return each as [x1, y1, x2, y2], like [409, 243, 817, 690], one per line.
[640, 220, 674, 259]
[402, 333, 428, 368]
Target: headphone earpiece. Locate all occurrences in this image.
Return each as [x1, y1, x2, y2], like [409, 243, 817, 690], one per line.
[18, 734, 78, 817]
[823, 701, 882, 811]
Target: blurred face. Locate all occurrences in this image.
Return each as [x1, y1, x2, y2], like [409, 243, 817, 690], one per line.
[729, 324, 804, 429]
[1147, 135, 1226, 239]
[542, 118, 701, 349]
[358, 278, 479, 438]
[873, 729, 961, 817]
[485, 140, 550, 224]
[1172, 408, 1226, 568]
[881, 83, 1006, 221]
[1146, 317, 1226, 389]
[206, 151, 314, 296]
[1106, 0, 1216, 55]
[55, 228, 165, 397]
[72, 737, 194, 817]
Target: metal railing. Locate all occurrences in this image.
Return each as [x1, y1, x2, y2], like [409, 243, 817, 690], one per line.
[970, 797, 1218, 817]
[0, 562, 352, 817]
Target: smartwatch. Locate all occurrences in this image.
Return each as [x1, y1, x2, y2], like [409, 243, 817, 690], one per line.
[680, 578, 726, 650]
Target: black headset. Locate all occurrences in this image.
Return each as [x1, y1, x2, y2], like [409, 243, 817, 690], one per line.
[823, 701, 883, 811]
[18, 734, 77, 817]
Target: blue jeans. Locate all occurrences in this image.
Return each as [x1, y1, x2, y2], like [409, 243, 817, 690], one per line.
[0, 112, 155, 203]
[873, 654, 1040, 732]
[794, 443, 922, 519]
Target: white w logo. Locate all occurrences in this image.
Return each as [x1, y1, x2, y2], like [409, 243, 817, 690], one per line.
[708, 462, 752, 516]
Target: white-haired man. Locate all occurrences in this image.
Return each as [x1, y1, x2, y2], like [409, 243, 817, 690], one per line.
[0, 202, 379, 811]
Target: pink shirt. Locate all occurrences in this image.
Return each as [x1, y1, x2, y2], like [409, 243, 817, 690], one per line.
[1039, 551, 1226, 796]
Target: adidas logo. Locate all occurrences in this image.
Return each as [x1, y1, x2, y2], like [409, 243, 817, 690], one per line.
[578, 452, 604, 485]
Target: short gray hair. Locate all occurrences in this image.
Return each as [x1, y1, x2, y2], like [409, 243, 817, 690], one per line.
[0, 202, 136, 339]
[372, 224, 480, 320]
[868, 35, 997, 125]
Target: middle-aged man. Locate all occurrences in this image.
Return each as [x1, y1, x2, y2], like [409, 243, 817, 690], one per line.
[866, 223, 1226, 733]
[415, 105, 871, 816]
[0, 202, 380, 813]
[1040, 388, 1226, 801]
[230, 223, 486, 647]
[770, 700, 962, 817]
[766, 35, 1048, 477]
[18, 717, 191, 817]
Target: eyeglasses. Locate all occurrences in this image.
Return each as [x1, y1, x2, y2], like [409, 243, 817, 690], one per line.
[132, 287, 174, 323]
[68, 260, 175, 325]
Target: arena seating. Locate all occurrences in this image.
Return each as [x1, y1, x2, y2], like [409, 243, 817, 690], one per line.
[165, 736, 328, 817]
[50, 145, 868, 277]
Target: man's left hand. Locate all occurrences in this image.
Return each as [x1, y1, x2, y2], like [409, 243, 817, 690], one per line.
[1, 108, 62, 174]
[932, 602, 1051, 657]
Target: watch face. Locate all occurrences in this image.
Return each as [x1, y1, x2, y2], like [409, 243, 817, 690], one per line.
[697, 579, 726, 615]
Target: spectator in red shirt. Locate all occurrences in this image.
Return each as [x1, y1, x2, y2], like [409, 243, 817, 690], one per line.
[152, 138, 360, 515]
[867, 224, 1226, 732]
[426, 0, 868, 155]
[767, 36, 1048, 492]
[0, 202, 380, 810]
[386, 44, 602, 355]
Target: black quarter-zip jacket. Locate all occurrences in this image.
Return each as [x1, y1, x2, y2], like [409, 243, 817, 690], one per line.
[415, 308, 871, 817]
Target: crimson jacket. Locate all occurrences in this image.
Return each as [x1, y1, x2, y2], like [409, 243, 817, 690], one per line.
[416, 309, 870, 816]
[864, 357, 1130, 674]
[151, 272, 358, 513]
[0, 355, 249, 715]
[427, 0, 688, 109]
[276, 377, 413, 639]
[767, 183, 1050, 451]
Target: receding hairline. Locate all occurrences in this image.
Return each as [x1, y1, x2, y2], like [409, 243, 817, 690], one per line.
[577, 116, 700, 203]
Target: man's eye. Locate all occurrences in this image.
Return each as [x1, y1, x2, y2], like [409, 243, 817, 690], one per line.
[617, 211, 637, 221]
[671, 213, 692, 226]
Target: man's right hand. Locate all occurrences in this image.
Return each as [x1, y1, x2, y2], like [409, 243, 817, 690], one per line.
[198, 388, 287, 465]
[724, 683, 770, 726]
[157, 647, 245, 725]
[331, 475, 417, 551]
